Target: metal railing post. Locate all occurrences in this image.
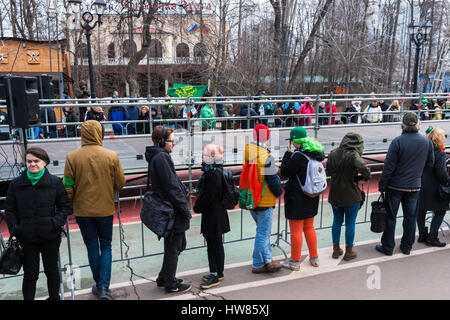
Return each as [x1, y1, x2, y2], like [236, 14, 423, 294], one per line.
[314, 95, 320, 139]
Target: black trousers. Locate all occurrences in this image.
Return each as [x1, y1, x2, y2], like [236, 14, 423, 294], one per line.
[158, 232, 186, 289]
[21, 237, 61, 300]
[205, 236, 225, 276]
[417, 210, 447, 235]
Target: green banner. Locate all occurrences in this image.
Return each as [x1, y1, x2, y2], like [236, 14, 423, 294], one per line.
[168, 83, 208, 98]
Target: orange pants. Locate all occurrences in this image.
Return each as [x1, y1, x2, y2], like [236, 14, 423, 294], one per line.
[289, 218, 318, 261]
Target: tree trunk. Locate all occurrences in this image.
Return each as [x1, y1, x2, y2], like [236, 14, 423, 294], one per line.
[387, 0, 401, 90]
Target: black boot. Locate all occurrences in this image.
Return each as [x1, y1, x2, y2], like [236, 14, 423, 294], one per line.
[425, 232, 446, 247]
[418, 227, 428, 243]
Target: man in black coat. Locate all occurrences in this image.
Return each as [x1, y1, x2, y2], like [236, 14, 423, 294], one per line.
[145, 125, 192, 294]
[376, 112, 434, 256]
[40, 108, 57, 138]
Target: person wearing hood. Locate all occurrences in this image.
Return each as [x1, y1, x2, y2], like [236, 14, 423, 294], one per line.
[326, 133, 371, 260]
[280, 127, 325, 271]
[63, 120, 126, 300]
[145, 125, 192, 294]
[240, 103, 258, 129]
[126, 96, 140, 134]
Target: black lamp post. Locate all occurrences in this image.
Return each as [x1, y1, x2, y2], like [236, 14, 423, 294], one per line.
[408, 20, 432, 93]
[68, 0, 106, 98]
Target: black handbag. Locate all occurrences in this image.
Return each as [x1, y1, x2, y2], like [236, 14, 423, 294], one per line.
[370, 193, 387, 233]
[0, 234, 23, 275]
[438, 184, 450, 201]
[140, 191, 175, 240]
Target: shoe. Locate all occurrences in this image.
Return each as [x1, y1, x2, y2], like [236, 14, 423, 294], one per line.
[156, 277, 183, 287]
[343, 245, 357, 261]
[332, 244, 344, 259]
[375, 245, 393, 256]
[200, 275, 221, 289]
[165, 283, 192, 294]
[202, 273, 224, 282]
[266, 261, 282, 272]
[418, 227, 428, 243]
[92, 285, 100, 297]
[399, 247, 410, 255]
[252, 265, 268, 274]
[281, 259, 300, 271]
[98, 287, 114, 300]
[309, 257, 320, 267]
[425, 232, 447, 247]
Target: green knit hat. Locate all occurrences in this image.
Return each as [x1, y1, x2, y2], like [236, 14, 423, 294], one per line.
[287, 127, 308, 143]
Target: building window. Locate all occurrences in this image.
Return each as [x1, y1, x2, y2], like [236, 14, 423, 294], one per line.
[176, 43, 189, 58]
[108, 43, 115, 59]
[148, 39, 163, 58]
[122, 39, 137, 58]
[194, 42, 207, 57]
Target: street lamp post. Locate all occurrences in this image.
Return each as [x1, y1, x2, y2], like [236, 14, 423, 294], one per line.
[68, 0, 106, 99]
[408, 21, 432, 93]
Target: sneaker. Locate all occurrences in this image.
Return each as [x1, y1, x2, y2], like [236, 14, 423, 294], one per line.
[281, 259, 300, 271]
[309, 257, 320, 267]
[165, 283, 192, 294]
[200, 276, 220, 289]
[156, 277, 183, 287]
[202, 273, 224, 282]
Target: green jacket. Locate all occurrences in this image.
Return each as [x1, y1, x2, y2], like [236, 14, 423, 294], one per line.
[326, 132, 371, 207]
[200, 104, 216, 129]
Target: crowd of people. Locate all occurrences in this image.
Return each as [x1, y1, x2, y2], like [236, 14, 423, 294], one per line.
[4, 107, 449, 300]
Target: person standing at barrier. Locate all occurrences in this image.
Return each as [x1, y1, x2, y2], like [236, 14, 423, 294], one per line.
[84, 106, 106, 122]
[416, 127, 449, 247]
[362, 100, 382, 123]
[145, 125, 192, 294]
[280, 127, 324, 270]
[63, 106, 79, 137]
[193, 144, 230, 289]
[5, 147, 71, 300]
[326, 133, 371, 260]
[376, 112, 434, 256]
[244, 124, 283, 274]
[63, 120, 126, 300]
[126, 96, 140, 135]
[298, 97, 314, 126]
[240, 103, 258, 129]
[387, 100, 401, 122]
[137, 106, 151, 134]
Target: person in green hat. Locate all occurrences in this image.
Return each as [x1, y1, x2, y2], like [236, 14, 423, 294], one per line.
[280, 127, 325, 271]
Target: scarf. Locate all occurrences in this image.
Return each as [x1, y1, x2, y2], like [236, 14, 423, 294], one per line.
[27, 167, 46, 186]
[198, 161, 223, 194]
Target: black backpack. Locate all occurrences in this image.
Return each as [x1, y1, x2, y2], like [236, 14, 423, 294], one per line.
[221, 169, 239, 210]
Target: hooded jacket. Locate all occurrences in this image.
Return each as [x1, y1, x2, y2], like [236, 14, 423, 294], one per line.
[326, 133, 372, 207]
[145, 145, 191, 233]
[63, 120, 126, 217]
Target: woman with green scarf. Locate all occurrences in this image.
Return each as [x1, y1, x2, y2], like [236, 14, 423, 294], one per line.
[280, 127, 325, 271]
[5, 147, 71, 300]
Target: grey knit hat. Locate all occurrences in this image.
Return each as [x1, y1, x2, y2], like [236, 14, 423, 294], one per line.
[402, 112, 418, 126]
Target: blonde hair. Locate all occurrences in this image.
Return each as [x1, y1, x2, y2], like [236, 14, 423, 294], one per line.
[428, 127, 446, 149]
[391, 100, 399, 107]
[202, 144, 224, 163]
[141, 105, 150, 113]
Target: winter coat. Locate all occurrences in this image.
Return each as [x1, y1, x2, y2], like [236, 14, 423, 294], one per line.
[298, 103, 315, 125]
[344, 104, 360, 124]
[137, 112, 150, 134]
[200, 104, 216, 129]
[63, 120, 126, 217]
[364, 105, 382, 123]
[379, 102, 390, 122]
[379, 132, 434, 191]
[324, 104, 338, 124]
[280, 148, 325, 220]
[65, 109, 79, 137]
[326, 133, 372, 207]
[5, 169, 71, 244]
[283, 104, 297, 127]
[108, 106, 129, 132]
[160, 104, 178, 120]
[145, 145, 191, 233]
[126, 105, 140, 134]
[240, 104, 258, 129]
[85, 110, 106, 122]
[40, 108, 57, 134]
[418, 148, 450, 211]
[193, 165, 230, 238]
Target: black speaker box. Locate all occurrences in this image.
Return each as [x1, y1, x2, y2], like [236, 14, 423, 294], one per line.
[36, 75, 55, 100]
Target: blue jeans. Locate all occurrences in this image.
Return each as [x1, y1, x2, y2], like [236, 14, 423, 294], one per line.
[250, 207, 274, 268]
[76, 216, 114, 289]
[331, 201, 360, 247]
[381, 189, 420, 253]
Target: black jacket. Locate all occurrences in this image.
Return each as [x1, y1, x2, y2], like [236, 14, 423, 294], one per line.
[240, 104, 258, 129]
[85, 110, 106, 122]
[379, 132, 434, 191]
[193, 165, 230, 238]
[281, 149, 325, 220]
[145, 146, 191, 233]
[65, 109, 79, 137]
[40, 108, 57, 134]
[418, 148, 450, 211]
[5, 169, 71, 244]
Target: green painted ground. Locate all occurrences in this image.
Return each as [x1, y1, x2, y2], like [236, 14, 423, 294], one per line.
[0, 193, 412, 300]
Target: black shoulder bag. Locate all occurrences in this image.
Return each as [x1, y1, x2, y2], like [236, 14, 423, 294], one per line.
[370, 193, 387, 233]
[0, 228, 23, 275]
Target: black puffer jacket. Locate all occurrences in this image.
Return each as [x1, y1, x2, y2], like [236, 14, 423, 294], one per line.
[193, 164, 230, 238]
[281, 149, 325, 220]
[5, 169, 71, 243]
[145, 146, 191, 233]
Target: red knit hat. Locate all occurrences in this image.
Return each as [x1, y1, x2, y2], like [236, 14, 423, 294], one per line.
[253, 124, 270, 142]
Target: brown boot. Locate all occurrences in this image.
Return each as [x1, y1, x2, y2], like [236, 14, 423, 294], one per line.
[332, 244, 344, 259]
[343, 245, 357, 261]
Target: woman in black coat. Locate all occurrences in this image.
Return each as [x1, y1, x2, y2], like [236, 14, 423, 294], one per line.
[193, 144, 230, 289]
[280, 127, 325, 271]
[417, 127, 450, 247]
[5, 147, 71, 300]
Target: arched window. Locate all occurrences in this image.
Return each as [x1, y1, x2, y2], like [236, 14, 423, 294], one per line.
[107, 43, 115, 59]
[122, 39, 137, 58]
[193, 42, 207, 57]
[148, 39, 163, 58]
[176, 43, 189, 58]
[79, 43, 88, 59]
